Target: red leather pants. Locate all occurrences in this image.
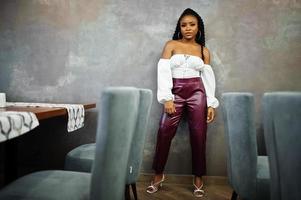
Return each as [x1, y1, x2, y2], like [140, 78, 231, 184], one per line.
[152, 77, 207, 177]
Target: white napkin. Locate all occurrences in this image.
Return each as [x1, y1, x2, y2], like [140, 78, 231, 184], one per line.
[6, 102, 85, 132]
[0, 111, 39, 142]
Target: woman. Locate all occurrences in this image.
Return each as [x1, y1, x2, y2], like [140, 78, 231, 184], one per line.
[146, 8, 219, 197]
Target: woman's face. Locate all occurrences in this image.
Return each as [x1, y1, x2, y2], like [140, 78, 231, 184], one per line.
[180, 15, 199, 40]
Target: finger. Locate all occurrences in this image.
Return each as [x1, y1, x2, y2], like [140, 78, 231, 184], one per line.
[172, 106, 176, 113]
[207, 112, 212, 123]
[210, 109, 215, 121]
[207, 117, 214, 123]
[207, 111, 212, 120]
[207, 117, 213, 123]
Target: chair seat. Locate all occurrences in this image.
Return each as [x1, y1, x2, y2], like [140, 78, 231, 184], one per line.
[256, 156, 270, 200]
[65, 143, 96, 172]
[0, 170, 91, 200]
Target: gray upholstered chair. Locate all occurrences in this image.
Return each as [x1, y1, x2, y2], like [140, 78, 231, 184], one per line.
[263, 92, 301, 200]
[64, 88, 153, 200]
[221, 93, 270, 200]
[0, 87, 140, 200]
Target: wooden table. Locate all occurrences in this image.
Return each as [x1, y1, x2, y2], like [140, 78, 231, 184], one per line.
[1, 103, 96, 185]
[1, 103, 96, 120]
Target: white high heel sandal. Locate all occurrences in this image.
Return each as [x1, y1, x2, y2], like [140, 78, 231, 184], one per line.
[193, 181, 204, 198]
[146, 174, 165, 194]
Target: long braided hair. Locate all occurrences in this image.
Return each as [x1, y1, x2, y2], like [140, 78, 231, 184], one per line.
[172, 8, 205, 60]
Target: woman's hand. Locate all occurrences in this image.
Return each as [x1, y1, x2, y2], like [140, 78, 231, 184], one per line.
[207, 107, 216, 123]
[164, 100, 176, 115]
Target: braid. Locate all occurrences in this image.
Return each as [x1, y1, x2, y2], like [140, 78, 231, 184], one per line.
[172, 26, 181, 40]
[172, 8, 206, 60]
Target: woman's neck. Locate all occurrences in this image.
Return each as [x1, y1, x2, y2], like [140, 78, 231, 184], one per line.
[180, 38, 197, 44]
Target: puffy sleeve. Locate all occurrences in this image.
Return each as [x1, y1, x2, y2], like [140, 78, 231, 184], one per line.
[157, 59, 174, 104]
[201, 64, 219, 108]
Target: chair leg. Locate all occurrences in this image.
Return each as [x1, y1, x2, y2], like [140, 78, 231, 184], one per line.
[125, 184, 131, 200]
[131, 183, 138, 200]
[231, 190, 238, 200]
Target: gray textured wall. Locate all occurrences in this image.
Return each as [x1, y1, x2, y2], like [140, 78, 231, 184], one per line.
[0, 0, 300, 176]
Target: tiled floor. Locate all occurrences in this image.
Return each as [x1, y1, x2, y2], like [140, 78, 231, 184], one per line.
[136, 174, 233, 200]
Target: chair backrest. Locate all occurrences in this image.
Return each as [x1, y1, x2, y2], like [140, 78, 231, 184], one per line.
[263, 92, 301, 200]
[222, 93, 258, 199]
[126, 89, 153, 184]
[89, 87, 140, 200]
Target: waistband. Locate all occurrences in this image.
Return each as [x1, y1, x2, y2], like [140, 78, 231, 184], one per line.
[172, 77, 201, 84]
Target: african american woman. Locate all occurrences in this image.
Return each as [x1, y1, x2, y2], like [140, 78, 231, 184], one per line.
[146, 8, 219, 198]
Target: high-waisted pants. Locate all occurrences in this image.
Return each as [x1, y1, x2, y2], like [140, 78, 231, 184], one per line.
[152, 77, 207, 177]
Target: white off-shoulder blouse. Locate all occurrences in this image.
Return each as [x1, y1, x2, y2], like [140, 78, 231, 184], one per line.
[157, 54, 219, 108]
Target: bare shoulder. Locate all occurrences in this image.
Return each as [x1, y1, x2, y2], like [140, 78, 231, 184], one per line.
[202, 46, 211, 64]
[164, 40, 178, 49]
[161, 40, 176, 59]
